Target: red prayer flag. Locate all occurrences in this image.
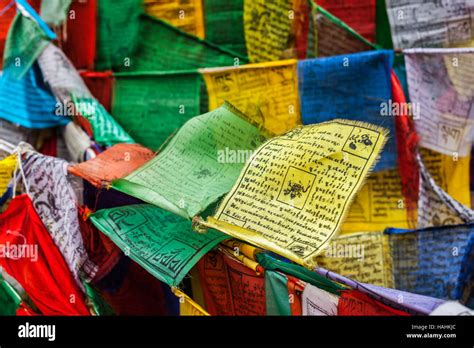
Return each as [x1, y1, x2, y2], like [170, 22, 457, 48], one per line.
[0, 194, 90, 315]
[338, 290, 410, 316]
[61, 0, 96, 69]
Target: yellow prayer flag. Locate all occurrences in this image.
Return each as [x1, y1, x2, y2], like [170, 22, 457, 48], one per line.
[340, 147, 471, 233]
[243, 0, 300, 62]
[144, 0, 205, 38]
[421, 148, 471, 207]
[0, 155, 17, 196]
[201, 60, 302, 135]
[201, 119, 388, 268]
[341, 168, 408, 233]
[316, 231, 394, 287]
[173, 288, 210, 316]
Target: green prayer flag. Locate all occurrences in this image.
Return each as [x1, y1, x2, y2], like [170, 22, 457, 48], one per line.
[117, 14, 246, 72]
[96, 0, 143, 70]
[375, 0, 393, 49]
[91, 204, 229, 287]
[72, 95, 135, 146]
[257, 253, 345, 295]
[112, 71, 201, 150]
[112, 102, 264, 218]
[203, 0, 247, 58]
[83, 282, 115, 316]
[265, 271, 291, 316]
[40, 0, 72, 26]
[0, 277, 21, 315]
[3, 14, 50, 78]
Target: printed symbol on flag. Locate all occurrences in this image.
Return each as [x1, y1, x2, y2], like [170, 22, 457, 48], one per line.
[282, 127, 304, 141]
[193, 167, 212, 179]
[151, 240, 194, 277]
[248, 8, 270, 33]
[343, 128, 379, 159]
[109, 209, 141, 230]
[432, 213, 458, 226]
[213, 73, 235, 94]
[277, 167, 315, 209]
[438, 123, 462, 152]
[204, 250, 223, 270]
[288, 242, 312, 258]
[284, 181, 309, 199]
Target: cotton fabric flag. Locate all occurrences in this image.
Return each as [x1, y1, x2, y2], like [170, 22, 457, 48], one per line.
[144, 0, 205, 38]
[430, 301, 474, 315]
[257, 253, 344, 294]
[205, 119, 388, 268]
[78, 207, 122, 283]
[0, 272, 24, 315]
[115, 14, 245, 72]
[61, 122, 95, 163]
[375, 0, 393, 49]
[417, 153, 474, 228]
[0, 155, 16, 197]
[23, 151, 98, 286]
[0, 64, 69, 128]
[419, 148, 471, 213]
[385, 0, 474, 49]
[58, 0, 96, 70]
[361, 283, 445, 315]
[95, 0, 142, 70]
[316, 267, 446, 315]
[83, 281, 115, 316]
[405, 48, 474, 157]
[302, 283, 339, 316]
[197, 250, 266, 315]
[173, 288, 209, 316]
[0, 194, 90, 315]
[387, 224, 474, 300]
[309, 5, 375, 58]
[72, 96, 135, 146]
[91, 204, 229, 287]
[37, 43, 134, 146]
[316, 231, 394, 287]
[69, 143, 154, 188]
[201, 60, 301, 135]
[40, 0, 72, 26]
[0, 275, 21, 315]
[265, 270, 291, 316]
[317, 0, 376, 42]
[340, 168, 410, 233]
[0, 0, 42, 69]
[80, 71, 113, 112]
[243, 0, 307, 62]
[203, 0, 247, 57]
[298, 50, 395, 171]
[0, 119, 39, 147]
[3, 12, 50, 78]
[38, 43, 91, 102]
[112, 71, 201, 150]
[112, 103, 263, 219]
[338, 290, 409, 316]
